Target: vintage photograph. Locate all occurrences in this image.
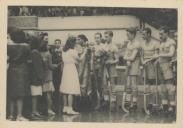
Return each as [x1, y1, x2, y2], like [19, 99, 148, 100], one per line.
[6, 6, 177, 123]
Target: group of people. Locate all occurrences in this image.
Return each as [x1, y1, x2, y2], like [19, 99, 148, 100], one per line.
[7, 26, 177, 121]
[8, 6, 138, 17]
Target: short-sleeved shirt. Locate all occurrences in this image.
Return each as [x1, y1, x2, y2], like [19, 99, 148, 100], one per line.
[125, 40, 141, 76]
[62, 49, 78, 64]
[94, 43, 105, 56]
[126, 40, 141, 59]
[94, 43, 106, 70]
[104, 43, 118, 61]
[140, 39, 160, 60]
[159, 38, 176, 63]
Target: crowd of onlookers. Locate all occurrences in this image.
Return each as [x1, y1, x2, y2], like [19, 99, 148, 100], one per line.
[8, 6, 133, 17]
[8, 7, 177, 31]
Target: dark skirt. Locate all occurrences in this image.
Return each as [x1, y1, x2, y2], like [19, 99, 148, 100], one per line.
[7, 63, 30, 99]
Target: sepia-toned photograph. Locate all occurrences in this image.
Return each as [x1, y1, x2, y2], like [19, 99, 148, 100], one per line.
[5, 5, 178, 124]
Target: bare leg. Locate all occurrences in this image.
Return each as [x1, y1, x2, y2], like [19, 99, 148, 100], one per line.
[46, 92, 53, 111]
[32, 96, 38, 114]
[166, 79, 176, 114]
[68, 95, 73, 107]
[67, 94, 79, 114]
[131, 76, 137, 103]
[62, 94, 68, 113]
[17, 97, 23, 117]
[16, 97, 29, 121]
[9, 99, 15, 117]
[126, 76, 132, 102]
[46, 92, 56, 116]
[63, 94, 68, 107]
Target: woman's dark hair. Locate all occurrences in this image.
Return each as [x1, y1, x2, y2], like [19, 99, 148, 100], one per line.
[30, 36, 41, 50]
[40, 32, 48, 40]
[143, 27, 152, 36]
[9, 27, 25, 43]
[38, 35, 48, 52]
[77, 34, 88, 42]
[104, 30, 113, 37]
[39, 40, 48, 52]
[63, 36, 76, 52]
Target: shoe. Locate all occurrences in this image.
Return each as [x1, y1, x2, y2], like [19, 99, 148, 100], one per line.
[129, 103, 137, 113]
[168, 106, 176, 117]
[16, 116, 29, 121]
[48, 109, 56, 116]
[7, 115, 14, 121]
[151, 104, 160, 116]
[62, 106, 69, 114]
[94, 105, 101, 111]
[67, 107, 80, 115]
[124, 101, 130, 110]
[159, 104, 169, 117]
[31, 112, 44, 120]
[147, 104, 153, 114]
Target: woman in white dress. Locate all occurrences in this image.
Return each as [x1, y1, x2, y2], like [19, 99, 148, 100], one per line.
[60, 36, 86, 115]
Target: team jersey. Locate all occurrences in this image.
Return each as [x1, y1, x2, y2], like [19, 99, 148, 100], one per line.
[159, 38, 176, 63]
[126, 40, 141, 60]
[104, 43, 118, 61]
[140, 39, 160, 60]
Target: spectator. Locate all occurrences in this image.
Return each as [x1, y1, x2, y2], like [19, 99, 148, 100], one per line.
[7, 27, 30, 121]
[19, 6, 30, 16]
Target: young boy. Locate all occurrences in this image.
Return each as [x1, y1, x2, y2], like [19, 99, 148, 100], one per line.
[124, 27, 141, 112]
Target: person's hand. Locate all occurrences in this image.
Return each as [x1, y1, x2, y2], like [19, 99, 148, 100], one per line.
[142, 60, 146, 65]
[154, 58, 159, 66]
[53, 64, 58, 68]
[81, 87, 87, 96]
[127, 61, 131, 67]
[142, 59, 150, 65]
[152, 54, 159, 59]
[105, 60, 113, 64]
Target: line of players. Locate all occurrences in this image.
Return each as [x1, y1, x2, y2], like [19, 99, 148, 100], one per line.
[91, 27, 177, 116]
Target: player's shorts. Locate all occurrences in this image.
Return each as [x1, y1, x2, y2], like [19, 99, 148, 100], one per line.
[42, 81, 55, 93]
[107, 64, 118, 78]
[129, 58, 140, 76]
[145, 61, 156, 80]
[31, 85, 42, 96]
[158, 62, 173, 80]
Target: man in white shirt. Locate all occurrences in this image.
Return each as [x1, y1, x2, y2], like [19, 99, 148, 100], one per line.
[141, 27, 160, 113]
[157, 27, 176, 116]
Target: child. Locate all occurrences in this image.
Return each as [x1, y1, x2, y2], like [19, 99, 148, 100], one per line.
[124, 27, 141, 112]
[60, 36, 86, 115]
[39, 35, 58, 116]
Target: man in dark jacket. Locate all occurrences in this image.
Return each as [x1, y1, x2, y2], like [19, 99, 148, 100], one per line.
[51, 39, 63, 113]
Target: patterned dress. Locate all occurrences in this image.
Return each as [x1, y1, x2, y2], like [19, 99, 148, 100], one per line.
[7, 43, 31, 98]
